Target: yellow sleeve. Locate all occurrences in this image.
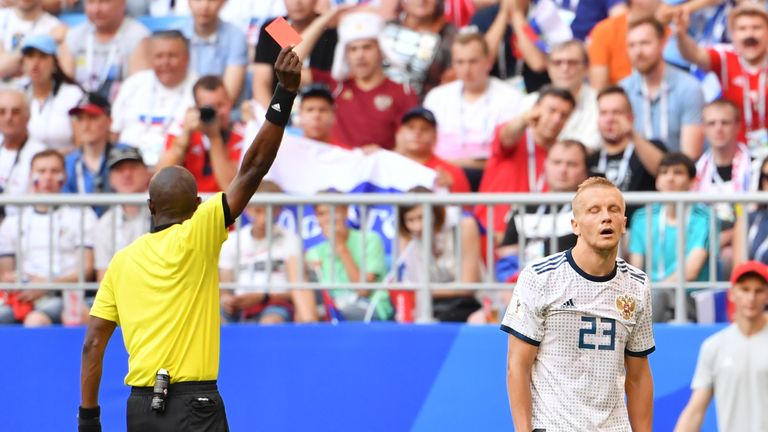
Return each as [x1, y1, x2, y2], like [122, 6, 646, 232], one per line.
[90, 265, 119, 324]
[182, 192, 230, 251]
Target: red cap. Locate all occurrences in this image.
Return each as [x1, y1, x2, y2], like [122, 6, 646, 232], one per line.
[730, 261, 768, 285]
[68, 103, 107, 117]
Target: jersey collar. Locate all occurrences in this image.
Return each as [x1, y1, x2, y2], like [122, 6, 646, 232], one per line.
[565, 248, 617, 282]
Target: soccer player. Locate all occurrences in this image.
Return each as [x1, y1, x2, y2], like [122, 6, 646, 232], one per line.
[674, 261, 768, 432]
[77, 46, 301, 432]
[502, 177, 655, 431]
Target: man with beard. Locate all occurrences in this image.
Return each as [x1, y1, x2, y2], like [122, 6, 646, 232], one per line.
[677, 3, 768, 157]
[622, 16, 704, 159]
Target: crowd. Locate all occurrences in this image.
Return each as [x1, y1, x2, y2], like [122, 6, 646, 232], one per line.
[0, 0, 768, 326]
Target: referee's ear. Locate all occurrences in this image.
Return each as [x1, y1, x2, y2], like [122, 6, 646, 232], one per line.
[147, 199, 155, 216]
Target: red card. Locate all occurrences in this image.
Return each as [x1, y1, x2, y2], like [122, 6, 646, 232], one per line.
[265, 16, 303, 48]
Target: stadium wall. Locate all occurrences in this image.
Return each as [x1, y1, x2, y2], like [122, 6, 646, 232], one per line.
[0, 323, 721, 431]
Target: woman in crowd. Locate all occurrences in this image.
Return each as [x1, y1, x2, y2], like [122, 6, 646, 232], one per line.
[19, 34, 83, 154]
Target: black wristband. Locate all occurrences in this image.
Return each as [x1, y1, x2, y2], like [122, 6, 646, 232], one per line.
[265, 84, 296, 127]
[79, 406, 100, 420]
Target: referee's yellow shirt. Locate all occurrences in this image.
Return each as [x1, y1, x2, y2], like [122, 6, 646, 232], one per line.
[91, 193, 230, 387]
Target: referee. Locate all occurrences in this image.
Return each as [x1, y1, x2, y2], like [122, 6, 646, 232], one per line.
[78, 46, 301, 432]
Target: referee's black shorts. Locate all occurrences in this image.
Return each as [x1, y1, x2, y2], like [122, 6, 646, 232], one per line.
[127, 380, 229, 432]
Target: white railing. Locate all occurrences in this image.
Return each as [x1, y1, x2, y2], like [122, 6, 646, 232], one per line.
[0, 191, 762, 323]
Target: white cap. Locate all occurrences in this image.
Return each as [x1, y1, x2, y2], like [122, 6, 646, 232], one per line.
[331, 12, 385, 82]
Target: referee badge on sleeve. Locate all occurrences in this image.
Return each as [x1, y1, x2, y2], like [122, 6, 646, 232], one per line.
[616, 294, 637, 321]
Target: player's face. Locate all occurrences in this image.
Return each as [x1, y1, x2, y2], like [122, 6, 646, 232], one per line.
[572, 186, 627, 252]
[703, 106, 740, 150]
[597, 93, 633, 144]
[395, 118, 436, 155]
[732, 15, 768, 63]
[544, 144, 587, 192]
[656, 164, 693, 192]
[452, 41, 490, 88]
[627, 23, 664, 74]
[299, 98, 335, 141]
[109, 161, 148, 194]
[535, 95, 573, 142]
[346, 39, 383, 81]
[729, 275, 768, 320]
[547, 45, 586, 92]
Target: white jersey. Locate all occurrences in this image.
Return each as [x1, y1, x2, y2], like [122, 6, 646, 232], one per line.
[501, 250, 655, 431]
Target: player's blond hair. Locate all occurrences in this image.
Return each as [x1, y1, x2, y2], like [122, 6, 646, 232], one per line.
[572, 177, 623, 215]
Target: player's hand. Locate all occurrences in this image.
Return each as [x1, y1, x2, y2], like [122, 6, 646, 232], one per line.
[274, 46, 302, 94]
[78, 406, 101, 432]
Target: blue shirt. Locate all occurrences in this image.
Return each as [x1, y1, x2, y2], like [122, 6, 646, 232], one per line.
[180, 19, 248, 76]
[620, 64, 704, 152]
[571, 0, 625, 41]
[628, 203, 717, 283]
[63, 143, 127, 217]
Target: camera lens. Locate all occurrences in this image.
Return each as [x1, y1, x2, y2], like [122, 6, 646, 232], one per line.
[199, 106, 216, 124]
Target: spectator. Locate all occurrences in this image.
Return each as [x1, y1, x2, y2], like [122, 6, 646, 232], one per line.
[110, 30, 196, 168]
[219, 180, 317, 324]
[0, 0, 65, 79]
[0, 149, 97, 326]
[379, 0, 457, 96]
[59, 0, 150, 102]
[19, 35, 83, 154]
[396, 186, 482, 322]
[0, 88, 47, 216]
[519, 40, 601, 151]
[180, 0, 247, 101]
[629, 152, 716, 322]
[252, 0, 337, 110]
[394, 106, 471, 193]
[733, 157, 768, 266]
[322, 11, 419, 151]
[677, 3, 768, 156]
[675, 260, 768, 432]
[497, 139, 589, 266]
[621, 16, 704, 158]
[63, 93, 127, 217]
[587, 0, 662, 89]
[296, 83, 338, 145]
[157, 75, 240, 193]
[588, 86, 665, 213]
[423, 31, 522, 190]
[476, 86, 575, 236]
[305, 190, 391, 321]
[94, 146, 151, 281]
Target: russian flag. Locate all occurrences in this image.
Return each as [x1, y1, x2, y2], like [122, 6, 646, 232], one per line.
[693, 289, 731, 323]
[524, 0, 573, 54]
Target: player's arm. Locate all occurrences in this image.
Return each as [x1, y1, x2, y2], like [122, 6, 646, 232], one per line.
[625, 354, 654, 432]
[226, 46, 301, 221]
[79, 316, 116, 431]
[674, 388, 713, 432]
[506, 334, 538, 431]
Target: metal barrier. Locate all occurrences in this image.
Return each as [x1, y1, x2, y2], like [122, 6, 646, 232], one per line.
[0, 191, 762, 323]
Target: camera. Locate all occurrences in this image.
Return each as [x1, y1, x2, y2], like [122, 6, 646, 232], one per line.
[199, 105, 217, 124]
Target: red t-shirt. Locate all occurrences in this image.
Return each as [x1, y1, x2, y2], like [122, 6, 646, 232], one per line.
[474, 125, 547, 233]
[708, 47, 768, 142]
[423, 155, 471, 193]
[314, 74, 419, 150]
[165, 123, 244, 192]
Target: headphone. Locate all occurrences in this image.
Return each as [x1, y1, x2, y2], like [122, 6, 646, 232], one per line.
[32, 174, 65, 188]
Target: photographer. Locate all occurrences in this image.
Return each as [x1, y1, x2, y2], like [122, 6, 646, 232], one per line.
[157, 75, 241, 192]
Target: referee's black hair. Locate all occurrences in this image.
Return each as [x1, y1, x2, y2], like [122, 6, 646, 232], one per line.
[659, 152, 696, 179]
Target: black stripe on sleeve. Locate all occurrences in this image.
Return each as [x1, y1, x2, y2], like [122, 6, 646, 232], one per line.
[501, 324, 541, 347]
[625, 346, 656, 357]
[222, 193, 234, 228]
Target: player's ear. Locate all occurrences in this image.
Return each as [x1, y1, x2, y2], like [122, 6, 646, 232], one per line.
[621, 216, 628, 234]
[571, 217, 580, 236]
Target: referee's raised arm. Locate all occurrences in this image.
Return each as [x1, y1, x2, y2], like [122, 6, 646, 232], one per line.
[226, 46, 301, 220]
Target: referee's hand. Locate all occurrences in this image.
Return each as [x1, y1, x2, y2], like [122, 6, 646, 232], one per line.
[274, 46, 301, 93]
[78, 406, 101, 432]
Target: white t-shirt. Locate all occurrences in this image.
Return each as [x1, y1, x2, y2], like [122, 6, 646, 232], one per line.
[94, 205, 152, 271]
[521, 85, 601, 151]
[219, 225, 301, 295]
[0, 205, 97, 277]
[0, 8, 60, 53]
[220, 0, 286, 46]
[111, 70, 195, 166]
[27, 83, 83, 153]
[691, 323, 768, 432]
[423, 77, 522, 160]
[0, 137, 47, 215]
[501, 250, 655, 431]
